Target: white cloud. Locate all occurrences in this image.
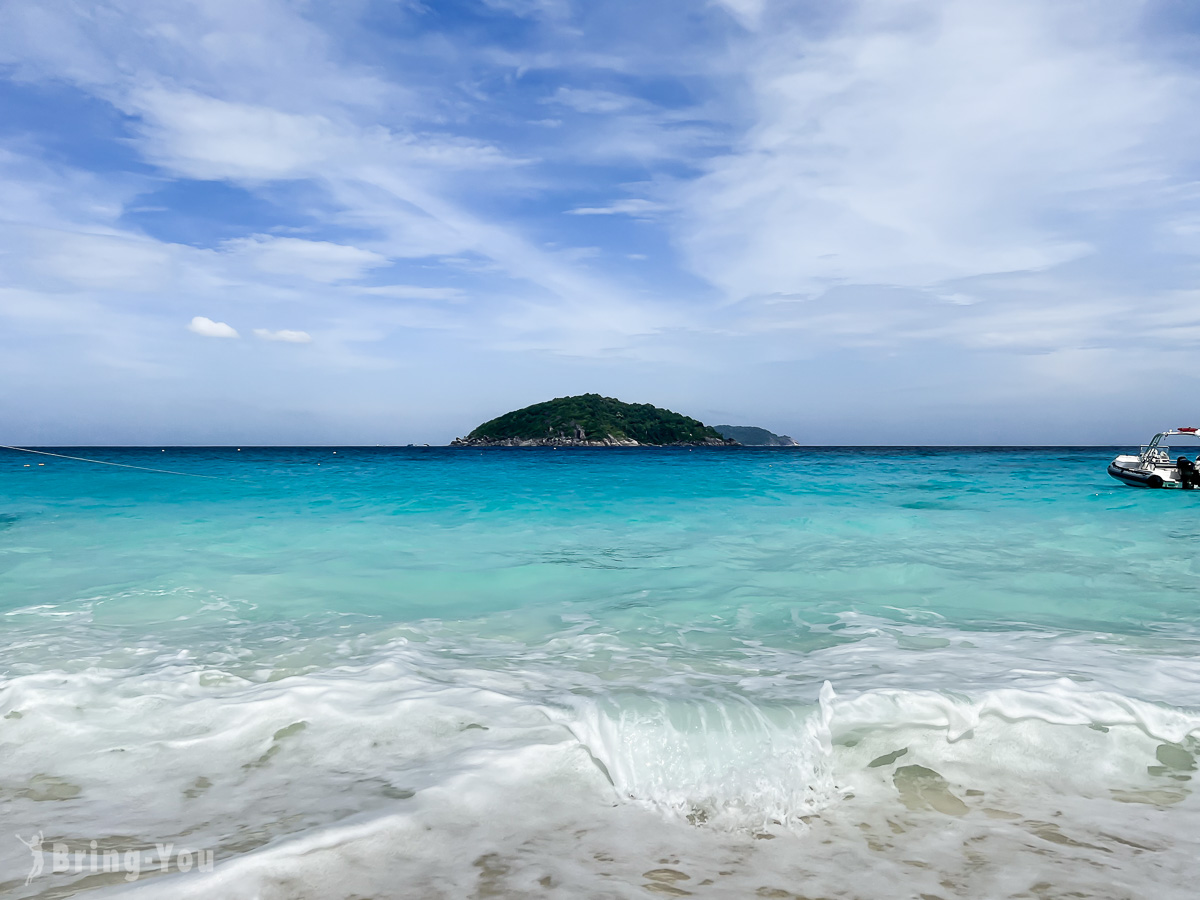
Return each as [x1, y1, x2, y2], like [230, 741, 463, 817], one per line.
[188, 316, 238, 338]
[128, 85, 520, 185]
[713, 0, 767, 30]
[480, 0, 570, 18]
[547, 88, 642, 114]
[358, 285, 466, 301]
[566, 199, 667, 217]
[0, 147, 137, 231]
[3, 224, 179, 292]
[675, 0, 1197, 300]
[0, 4, 662, 355]
[131, 89, 341, 181]
[253, 328, 312, 343]
[222, 234, 389, 284]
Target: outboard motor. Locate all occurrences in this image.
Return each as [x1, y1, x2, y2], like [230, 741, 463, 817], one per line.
[1178, 456, 1196, 490]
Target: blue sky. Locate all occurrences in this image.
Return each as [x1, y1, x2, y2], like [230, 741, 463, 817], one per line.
[2, 0, 1199, 444]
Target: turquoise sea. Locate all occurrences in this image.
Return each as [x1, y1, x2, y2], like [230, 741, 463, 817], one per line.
[2, 447, 1199, 898]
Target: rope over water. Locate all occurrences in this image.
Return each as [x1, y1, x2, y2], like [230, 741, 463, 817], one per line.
[1, 445, 223, 479]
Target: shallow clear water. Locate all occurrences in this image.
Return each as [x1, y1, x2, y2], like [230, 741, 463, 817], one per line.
[2, 446, 1199, 898]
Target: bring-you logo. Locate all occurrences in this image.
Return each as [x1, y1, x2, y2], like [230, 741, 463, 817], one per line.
[14, 832, 214, 884]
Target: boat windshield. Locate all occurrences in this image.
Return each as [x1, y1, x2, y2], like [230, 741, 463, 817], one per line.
[1141, 434, 1172, 463]
[1140, 431, 1200, 464]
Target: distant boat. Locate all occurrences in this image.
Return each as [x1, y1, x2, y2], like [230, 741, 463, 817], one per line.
[1108, 428, 1200, 489]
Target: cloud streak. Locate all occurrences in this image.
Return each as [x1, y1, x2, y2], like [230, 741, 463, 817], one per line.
[254, 328, 312, 343]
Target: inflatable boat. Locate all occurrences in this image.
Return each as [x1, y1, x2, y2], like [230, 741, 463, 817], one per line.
[1108, 428, 1200, 489]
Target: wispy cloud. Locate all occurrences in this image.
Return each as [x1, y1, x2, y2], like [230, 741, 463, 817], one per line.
[674, 0, 1197, 299]
[566, 199, 667, 217]
[223, 235, 389, 284]
[253, 328, 312, 343]
[358, 285, 466, 301]
[546, 87, 643, 114]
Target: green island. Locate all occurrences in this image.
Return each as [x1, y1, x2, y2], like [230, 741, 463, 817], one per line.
[451, 394, 738, 446]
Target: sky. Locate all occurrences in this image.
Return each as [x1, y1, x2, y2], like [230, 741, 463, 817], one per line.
[2, 0, 1199, 445]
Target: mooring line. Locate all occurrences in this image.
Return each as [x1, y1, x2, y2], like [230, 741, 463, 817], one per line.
[1, 445, 225, 479]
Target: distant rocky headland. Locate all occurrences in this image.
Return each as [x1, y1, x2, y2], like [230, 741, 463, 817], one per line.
[713, 425, 800, 446]
[451, 394, 738, 447]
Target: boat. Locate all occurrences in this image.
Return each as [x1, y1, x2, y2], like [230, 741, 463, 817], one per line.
[1108, 428, 1200, 489]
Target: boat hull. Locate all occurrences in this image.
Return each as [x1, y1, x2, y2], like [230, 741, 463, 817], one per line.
[1107, 462, 1165, 488]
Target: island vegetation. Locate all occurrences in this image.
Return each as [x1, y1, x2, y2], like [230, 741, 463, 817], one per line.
[452, 394, 737, 446]
[713, 425, 800, 446]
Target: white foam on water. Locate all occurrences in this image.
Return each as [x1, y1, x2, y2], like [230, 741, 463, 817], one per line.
[4, 617, 1200, 898]
[550, 681, 839, 831]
